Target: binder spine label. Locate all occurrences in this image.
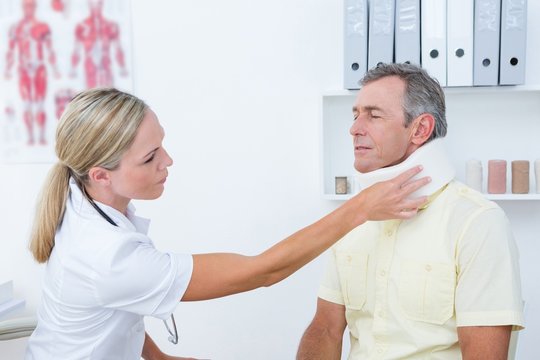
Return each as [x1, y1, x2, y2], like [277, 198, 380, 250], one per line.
[504, 0, 526, 30]
[397, 0, 419, 33]
[346, 0, 366, 36]
[478, 0, 499, 32]
[372, 0, 394, 35]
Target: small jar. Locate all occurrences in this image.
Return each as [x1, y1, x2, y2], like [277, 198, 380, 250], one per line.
[511, 160, 529, 194]
[487, 160, 507, 194]
[335, 176, 348, 194]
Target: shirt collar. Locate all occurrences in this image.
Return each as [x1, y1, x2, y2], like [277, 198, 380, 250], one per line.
[68, 178, 150, 235]
[418, 183, 449, 211]
[355, 138, 455, 199]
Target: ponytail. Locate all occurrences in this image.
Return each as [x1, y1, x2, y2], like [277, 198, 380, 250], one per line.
[29, 163, 71, 263]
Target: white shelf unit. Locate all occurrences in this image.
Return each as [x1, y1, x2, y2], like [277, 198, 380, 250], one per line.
[323, 193, 540, 202]
[320, 86, 540, 201]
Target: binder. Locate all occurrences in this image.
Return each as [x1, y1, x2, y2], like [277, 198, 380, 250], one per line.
[421, 0, 447, 86]
[343, 0, 368, 89]
[447, 0, 474, 86]
[395, 0, 420, 65]
[499, 0, 527, 85]
[368, 0, 395, 69]
[473, 0, 501, 86]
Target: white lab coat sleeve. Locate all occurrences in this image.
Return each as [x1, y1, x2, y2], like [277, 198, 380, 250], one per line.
[93, 233, 193, 320]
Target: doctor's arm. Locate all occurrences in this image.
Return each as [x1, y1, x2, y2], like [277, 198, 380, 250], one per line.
[181, 166, 429, 301]
[457, 326, 511, 360]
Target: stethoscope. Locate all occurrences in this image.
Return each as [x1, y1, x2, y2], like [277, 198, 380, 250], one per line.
[82, 186, 179, 345]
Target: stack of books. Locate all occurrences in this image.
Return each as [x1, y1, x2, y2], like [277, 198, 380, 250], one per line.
[0, 280, 25, 320]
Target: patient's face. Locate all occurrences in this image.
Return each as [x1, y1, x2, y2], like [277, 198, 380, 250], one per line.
[350, 76, 416, 173]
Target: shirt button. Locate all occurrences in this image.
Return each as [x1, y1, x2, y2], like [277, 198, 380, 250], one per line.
[380, 270, 386, 277]
[346, 256, 352, 262]
[385, 229, 393, 237]
[425, 264, 432, 272]
[377, 348, 384, 354]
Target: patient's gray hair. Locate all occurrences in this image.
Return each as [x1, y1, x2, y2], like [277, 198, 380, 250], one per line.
[361, 63, 447, 141]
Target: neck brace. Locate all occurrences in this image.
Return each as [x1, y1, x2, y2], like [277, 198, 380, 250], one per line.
[355, 138, 455, 198]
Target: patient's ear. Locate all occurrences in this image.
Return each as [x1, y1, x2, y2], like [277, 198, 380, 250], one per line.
[410, 114, 435, 146]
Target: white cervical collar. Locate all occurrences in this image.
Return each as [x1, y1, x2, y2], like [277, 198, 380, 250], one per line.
[355, 138, 455, 198]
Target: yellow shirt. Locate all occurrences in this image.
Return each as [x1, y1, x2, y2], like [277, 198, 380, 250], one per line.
[319, 181, 524, 359]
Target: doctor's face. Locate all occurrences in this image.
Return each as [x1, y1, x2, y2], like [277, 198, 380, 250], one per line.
[108, 109, 173, 205]
[350, 76, 417, 173]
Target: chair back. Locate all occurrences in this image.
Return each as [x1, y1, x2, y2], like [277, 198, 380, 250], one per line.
[0, 316, 37, 341]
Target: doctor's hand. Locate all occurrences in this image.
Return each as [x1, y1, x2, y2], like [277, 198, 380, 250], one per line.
[350, 165, 430, 222]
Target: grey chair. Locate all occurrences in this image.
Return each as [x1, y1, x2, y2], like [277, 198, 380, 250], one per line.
[0, 316, 37, 341]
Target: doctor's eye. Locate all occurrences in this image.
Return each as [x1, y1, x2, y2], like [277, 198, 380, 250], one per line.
[144, 155, 155, 164]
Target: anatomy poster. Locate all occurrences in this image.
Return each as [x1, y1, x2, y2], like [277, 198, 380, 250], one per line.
[0, 0, 133, 163]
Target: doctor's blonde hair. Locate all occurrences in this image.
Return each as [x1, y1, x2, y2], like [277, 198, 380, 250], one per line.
[30, 88, 148, 263]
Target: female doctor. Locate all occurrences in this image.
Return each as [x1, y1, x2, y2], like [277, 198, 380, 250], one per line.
[25, 88, 428, 359]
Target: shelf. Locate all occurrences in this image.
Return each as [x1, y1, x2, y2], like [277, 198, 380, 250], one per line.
[323, 193, 540, 202]
[322, 84, 540, 97]
[322, 194, 353, 201]
[443, 84, 540, 94]
[484, 194, 540, 201]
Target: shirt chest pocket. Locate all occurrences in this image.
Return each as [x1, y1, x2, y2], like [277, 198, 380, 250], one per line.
[336, 252, 368, 310]
[399, 260, 456, 325]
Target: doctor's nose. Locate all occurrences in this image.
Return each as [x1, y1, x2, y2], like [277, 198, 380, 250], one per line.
[161, 148, 173, 169]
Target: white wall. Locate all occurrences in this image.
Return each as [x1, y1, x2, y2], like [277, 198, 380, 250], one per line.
[1, 0, 539, 359]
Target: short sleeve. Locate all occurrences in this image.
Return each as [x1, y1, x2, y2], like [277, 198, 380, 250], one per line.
[318, 248, 345, 305]
[93, 234, 193, 320]
[455, 207, 524, 330]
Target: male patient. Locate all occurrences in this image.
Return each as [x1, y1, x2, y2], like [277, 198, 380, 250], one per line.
[297, 63, 523, 359]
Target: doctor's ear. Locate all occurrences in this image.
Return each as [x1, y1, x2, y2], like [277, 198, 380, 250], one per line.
[88, 167, 111, 186]
[410, 113, 435, 146]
